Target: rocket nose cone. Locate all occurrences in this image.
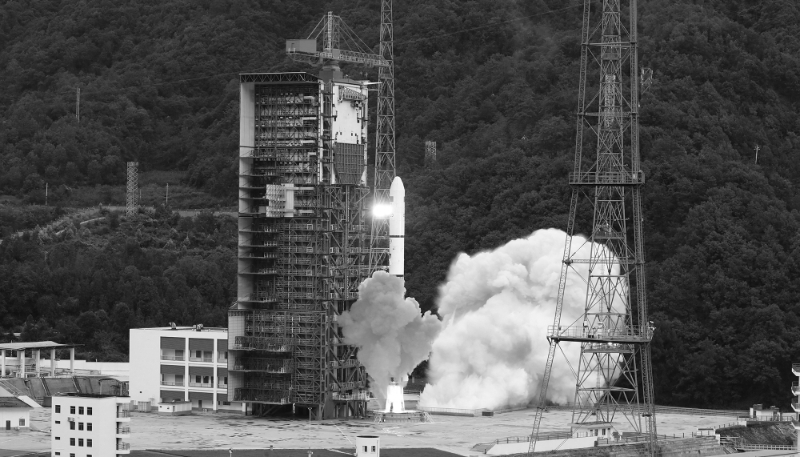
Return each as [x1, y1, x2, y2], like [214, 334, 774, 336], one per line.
[389, 176, 405, 197]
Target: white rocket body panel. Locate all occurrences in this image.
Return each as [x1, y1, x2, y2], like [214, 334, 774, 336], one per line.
[389, 177, 405, 277]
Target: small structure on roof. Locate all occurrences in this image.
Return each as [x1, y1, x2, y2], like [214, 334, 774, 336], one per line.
[0, 341, 81, 378]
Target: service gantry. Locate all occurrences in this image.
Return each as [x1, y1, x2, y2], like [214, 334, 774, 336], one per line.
[229, 7, 393, 420]
[528, 0, 657, 455]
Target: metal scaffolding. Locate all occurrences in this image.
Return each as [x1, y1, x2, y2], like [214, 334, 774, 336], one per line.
[232, 73, 369, 419]
[528, 0, 656, 455]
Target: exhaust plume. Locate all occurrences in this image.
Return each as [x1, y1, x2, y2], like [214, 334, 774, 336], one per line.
[340, 271, 442, 399]
[420, 228, 621, 410]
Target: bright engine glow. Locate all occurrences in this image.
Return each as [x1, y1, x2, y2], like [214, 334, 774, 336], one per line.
[372, 203, 393, 218]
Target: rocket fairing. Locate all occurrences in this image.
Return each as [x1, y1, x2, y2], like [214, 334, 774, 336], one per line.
[389, 176, 405, 277]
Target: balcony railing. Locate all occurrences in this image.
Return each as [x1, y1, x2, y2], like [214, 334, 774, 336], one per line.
[117, 442, 131, 450]
[793, 382, 800, 396]
[160, 381, 184, 387]
[160, 355, 184, 361]
[218, 383, 228, 389]
[189, 357, 214, 363]
[189, 382, 214, 388]
[117, 410, 131, 418]
[217, 358, 228, 364]
[117, 426, 131, 434]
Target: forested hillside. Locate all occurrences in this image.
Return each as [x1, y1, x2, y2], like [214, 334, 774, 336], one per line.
[1, 0, 800, 408]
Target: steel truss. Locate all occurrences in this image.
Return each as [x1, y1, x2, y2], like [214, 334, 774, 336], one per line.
[528, 0, 655, 455]
[368, 0, 396, 274]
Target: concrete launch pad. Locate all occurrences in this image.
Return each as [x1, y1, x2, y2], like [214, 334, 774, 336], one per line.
[5, 406, 742, 456]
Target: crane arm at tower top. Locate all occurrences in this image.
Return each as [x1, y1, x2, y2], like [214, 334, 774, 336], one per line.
[286, 40, 389, 68]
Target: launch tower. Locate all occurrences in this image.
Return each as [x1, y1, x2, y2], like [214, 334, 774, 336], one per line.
[230, 71, 371, 419]
[528, 0, 656, 454]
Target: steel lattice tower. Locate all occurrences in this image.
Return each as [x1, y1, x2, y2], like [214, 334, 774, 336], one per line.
[528, 0, 656, 455]
[368, 0, 396, 273]
[126, 162, 138, 217]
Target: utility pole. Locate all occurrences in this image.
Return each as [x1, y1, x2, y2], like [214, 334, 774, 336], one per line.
[45, 183, 48, 206]
[165, 183, 169, 206]
[76, 87, 80, 122]
[755, 145, 760, 164]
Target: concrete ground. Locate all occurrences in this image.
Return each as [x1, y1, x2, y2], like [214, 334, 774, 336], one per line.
[1, 407, 742, 456]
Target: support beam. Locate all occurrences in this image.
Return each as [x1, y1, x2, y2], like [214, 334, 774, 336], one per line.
[1, 350, 5, 377]
[69, 348, 75, 375]
[50, 348, 56, 376]
[19, 350, 25, 378]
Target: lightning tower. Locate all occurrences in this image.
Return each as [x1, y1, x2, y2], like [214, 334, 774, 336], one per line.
[126, 162, 138, 217]
[368, 0, 396, 273]
[528, 0, 656, 455]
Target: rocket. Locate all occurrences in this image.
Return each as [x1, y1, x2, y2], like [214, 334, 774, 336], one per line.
[389, 176, 405, 277]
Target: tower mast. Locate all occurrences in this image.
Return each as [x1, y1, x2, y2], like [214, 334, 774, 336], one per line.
[528, 0, 656, 454]
[369, 0, 396, 274]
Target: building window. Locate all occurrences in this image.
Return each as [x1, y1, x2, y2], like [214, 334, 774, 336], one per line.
[78, 438, 83, 447]
[70, 438, 75, 446]
[69, 422, 75, 430]
[372, 446, 376, 452]
[78, 406, 84, 414]
[87, 407, 92, 415]
[363, 446, 368, 452]
[55, 421, 60, 424]
[70, 406, 75, 414]
[87, 423, 92, 431]
[87, 439, 92, 447]
[195, 375, 201, 383]
[19, 418, 24, 426]
[78, 422, 83, 431]
[55, 437, 61, 440]
[70, 454, 74, 457]
[55, 405, 61, 413]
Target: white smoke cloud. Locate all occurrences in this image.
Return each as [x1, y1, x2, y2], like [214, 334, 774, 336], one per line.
[339, 271, 442, 399]
[420, 228, 622, 410]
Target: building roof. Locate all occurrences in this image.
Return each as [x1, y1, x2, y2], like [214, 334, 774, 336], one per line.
[56, 392, 128, 398]
[0, 397, 33, 408]
[0, 341, 80, 351]
[135, 326, 227, 333]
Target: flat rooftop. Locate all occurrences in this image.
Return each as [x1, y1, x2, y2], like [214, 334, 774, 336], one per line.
[136, 327, 227, 333]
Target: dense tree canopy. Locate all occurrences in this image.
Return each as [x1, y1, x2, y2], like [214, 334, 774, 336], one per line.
[1, 0, 799, 408]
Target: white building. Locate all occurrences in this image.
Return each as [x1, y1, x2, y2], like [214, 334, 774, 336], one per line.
[0, 396, 36, 430]
[129, 326, 243, 413]
[50, 393, 130, 457]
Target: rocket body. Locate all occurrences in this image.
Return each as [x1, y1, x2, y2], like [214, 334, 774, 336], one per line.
[389, 177, 405, 277]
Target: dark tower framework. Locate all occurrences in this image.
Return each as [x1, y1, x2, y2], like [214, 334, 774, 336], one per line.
[368, 0, 396, 273]
[231, 72, 369, 420]
[528, 0, 656, 454]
